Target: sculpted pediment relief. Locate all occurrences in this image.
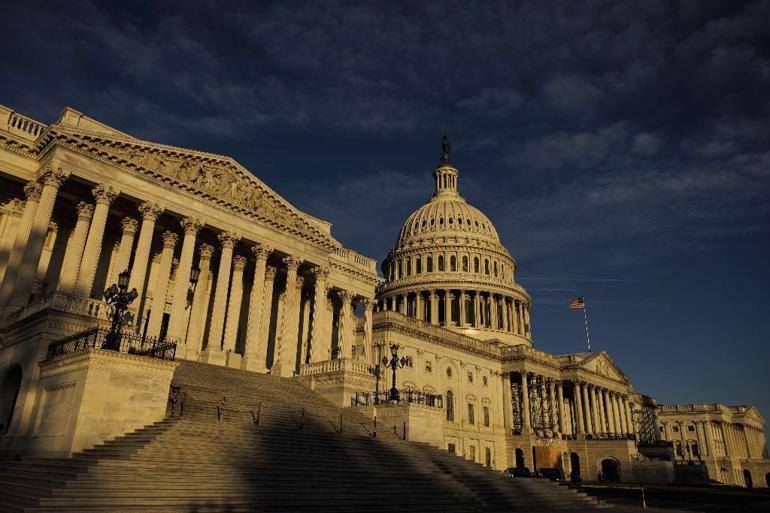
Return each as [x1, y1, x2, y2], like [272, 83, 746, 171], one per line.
[581, 352, 628, 383]
[52, 126, 336, 250]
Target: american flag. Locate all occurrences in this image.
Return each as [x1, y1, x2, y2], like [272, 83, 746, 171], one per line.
[569, 297, 585, 310]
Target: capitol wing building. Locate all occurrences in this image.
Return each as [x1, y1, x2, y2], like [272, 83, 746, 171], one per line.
[0, 104, 768, 489]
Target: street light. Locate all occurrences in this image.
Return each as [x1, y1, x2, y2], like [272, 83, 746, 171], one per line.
[103, 269, 139, 351]
[382, 343, 408, 402]
[368, 342, 385, 404]
[182, 267, 201, 346]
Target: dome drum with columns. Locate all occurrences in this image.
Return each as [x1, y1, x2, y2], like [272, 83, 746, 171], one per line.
[376, 141, 533, 347]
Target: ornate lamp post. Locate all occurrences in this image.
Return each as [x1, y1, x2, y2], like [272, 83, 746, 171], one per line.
[182, 267, 201, 344]
[103, 269, 138, 351]
[383, 343, 408, 402]
[368, 342, 385, 404]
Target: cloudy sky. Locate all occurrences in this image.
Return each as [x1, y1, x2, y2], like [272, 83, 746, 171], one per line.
[3, 1, 769, 416]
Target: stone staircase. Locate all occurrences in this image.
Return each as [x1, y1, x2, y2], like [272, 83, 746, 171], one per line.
[0, 360, 631, 512]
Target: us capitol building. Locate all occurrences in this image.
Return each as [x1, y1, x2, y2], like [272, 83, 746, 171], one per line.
[0, 104, 767, 489]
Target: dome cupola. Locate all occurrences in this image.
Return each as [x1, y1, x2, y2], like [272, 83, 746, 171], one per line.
[376, 137, 533, 347]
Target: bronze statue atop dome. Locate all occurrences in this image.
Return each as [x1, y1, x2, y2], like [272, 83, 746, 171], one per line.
[441, 135, 450, 165]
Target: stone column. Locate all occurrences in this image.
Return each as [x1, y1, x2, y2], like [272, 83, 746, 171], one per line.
[472, 291, 480, 327]
[203, 231, 240, 365]
[128, 201, 165, 327]
[362, 298, 374, 360]
[242, 244, 272, 371]
[597, 389, 607, 433]
[308, 266, 330, 364]
[273, 256, 300, 377]
[0, 183, 41, 307]
[521, 372, 531, 432]
[612, 394, 623, 434]
[524, 304, 531, 335]
[600, 389, 612, 433]
[7, 168, 69, 308]
[145, 231, 178, 338]
[582, 384, 593, 435]
[490, 295, 498, 329]
[548, 380, 557, 430]
[502, 373, 513, 432]
[502, 298, 509, 332]
[415, 292, 423, 321]
[458, 291, 466, 327]
[430, 290, 438, 325]
[556, 382, 566, 435]
[0, 199, 24, 286]
[256, 266, 277, 367]
[573, 382, 584, 434]
[222, 255, 247, 367]
[184, 244, 213, 360]
[107, 217, 139, 289]
[72, 184, 119, 298]
[624, 397, 634, 436]
[56, 202, 94, 294]
[336, 289, 353, 361]
[589, 386, 600, 434]
[166, 218, 203, 346]
[618, 395, 629, 435]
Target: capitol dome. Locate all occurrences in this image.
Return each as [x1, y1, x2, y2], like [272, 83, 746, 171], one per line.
[376, 141, 533, 347]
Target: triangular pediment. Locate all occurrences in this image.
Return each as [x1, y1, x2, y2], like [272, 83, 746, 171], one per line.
[45, 118, 339, 252]
[577, 351, 629, 384]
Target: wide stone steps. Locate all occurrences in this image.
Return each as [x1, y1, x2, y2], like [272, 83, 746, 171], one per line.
[0, 360, 624, 513]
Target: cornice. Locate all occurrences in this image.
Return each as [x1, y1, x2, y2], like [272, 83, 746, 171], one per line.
[329, 259, 382, 288]
[378, 275, 530, 300]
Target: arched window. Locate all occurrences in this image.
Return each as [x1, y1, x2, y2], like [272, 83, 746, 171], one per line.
[416, 257, 422, 274]
[427, 256, 433, 273]
[474, 257, 479, 273]
[462, 256, 469, 272]
[397, 260, 403, 278]
[438, 255, 445, 272]
[406, 258, 412, 276]
[494, 262, 498, 277]
[484, 259, 490, 275]
[450, 255, 456, 272]
[446, 391, 454, 421]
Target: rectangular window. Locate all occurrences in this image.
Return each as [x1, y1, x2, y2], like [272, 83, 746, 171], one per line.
[485, 447, 492, 467]
[468, 403, 475, 425]
[483, 406, 490, 427]
[425, 361, 432, 373]
[469, 445, 476, 462]
[447, 443, 456, 454]
[688, 425, 695, 432]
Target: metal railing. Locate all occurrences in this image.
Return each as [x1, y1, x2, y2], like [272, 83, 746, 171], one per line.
[586, 432, 636, 441]
[46, 327, 177, 361]
[352, 390, 443, 408]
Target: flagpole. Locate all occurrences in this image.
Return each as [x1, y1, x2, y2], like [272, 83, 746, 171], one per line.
[583, 303, 592, 352]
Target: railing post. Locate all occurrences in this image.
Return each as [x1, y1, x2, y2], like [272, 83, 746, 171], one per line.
[373, 415, 377, 438]
[403, 421, 407, 440]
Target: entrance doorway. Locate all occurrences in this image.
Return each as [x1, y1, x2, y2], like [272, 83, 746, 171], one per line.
[570, 452, 581, 482]
[600, 458, 620, 482]
[515, 448, 525, 469]
[0, 365, 22, 434]
[743, 469, 753, 489]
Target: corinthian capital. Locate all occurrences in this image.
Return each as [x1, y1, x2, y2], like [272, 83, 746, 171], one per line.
[251, 243, 273, 261]
[264, 265, 277, 280]
[92, 184, 119, 205]
[198, 243, 215, 260]
[121, 216, 138, 233]
[282, 255, 300, 273]
[362, 298, 374, 310]
[162, 231, 179, 248]
[138, 201, 165, 221]
[181, 217, 203, 235]
[76, 202, 95, 220]
[218, 231, 241, 249]
[39, 166, 70, 188]
[311, 265, 330, 282]
[233, 255, 248, 271]
[23, 182, 42, 202]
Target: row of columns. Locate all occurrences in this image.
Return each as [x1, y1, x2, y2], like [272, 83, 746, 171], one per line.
[508, 372, 634, 438]
[662, 419, 767, 460]
[387, 251, 509, 282]
[378, 290, 530, 336]
[570, 381, 634, 436]
[0, 170, 375, 378]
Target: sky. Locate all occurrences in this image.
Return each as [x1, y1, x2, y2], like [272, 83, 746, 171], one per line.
[2, 1, 769, 417]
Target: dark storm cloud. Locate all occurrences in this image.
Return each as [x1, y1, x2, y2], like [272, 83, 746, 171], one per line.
[2, 1, 769, 412]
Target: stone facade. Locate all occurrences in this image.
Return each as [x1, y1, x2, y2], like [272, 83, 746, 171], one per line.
[0, 104, 767, 487]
